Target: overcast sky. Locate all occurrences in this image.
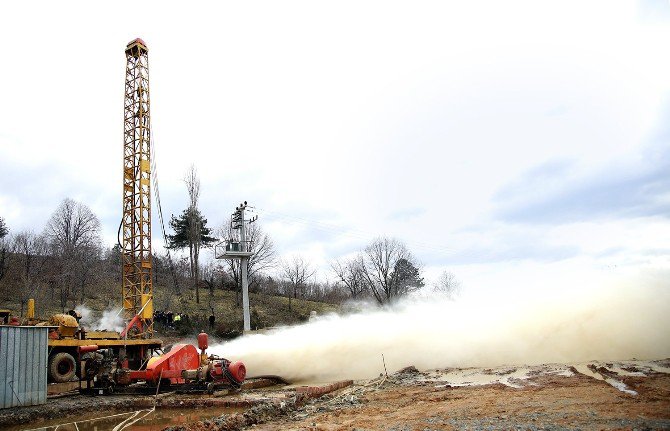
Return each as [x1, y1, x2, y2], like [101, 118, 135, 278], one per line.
[1, 1, 669, 293]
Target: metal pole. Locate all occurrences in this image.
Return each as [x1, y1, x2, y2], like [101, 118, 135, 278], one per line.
[240, 206, 251, 332]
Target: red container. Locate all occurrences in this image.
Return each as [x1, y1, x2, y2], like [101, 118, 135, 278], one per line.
[197, 332, 208, 351]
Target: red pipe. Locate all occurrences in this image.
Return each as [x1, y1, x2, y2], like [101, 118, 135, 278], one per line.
[79, 345, 99, 354]
[120, 314, 142, 338]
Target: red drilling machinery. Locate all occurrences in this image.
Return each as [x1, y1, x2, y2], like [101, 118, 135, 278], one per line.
[80, 332, 246, 395]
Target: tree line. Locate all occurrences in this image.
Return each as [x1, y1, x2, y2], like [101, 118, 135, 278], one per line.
[0, 199, 108, 314]
[0, 183, 460, 315]
[173, 214, 460, 308]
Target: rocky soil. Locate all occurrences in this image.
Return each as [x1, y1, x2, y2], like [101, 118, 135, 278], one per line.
[4, 359, 669, 431]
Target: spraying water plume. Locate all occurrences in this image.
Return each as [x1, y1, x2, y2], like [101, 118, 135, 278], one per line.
[211, 269, 670, 383]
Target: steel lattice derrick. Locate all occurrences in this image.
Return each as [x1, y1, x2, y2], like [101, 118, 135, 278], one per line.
[122, 38, 153, 338]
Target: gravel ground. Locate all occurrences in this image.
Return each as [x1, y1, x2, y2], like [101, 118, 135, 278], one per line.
[3, 359, 669, 431]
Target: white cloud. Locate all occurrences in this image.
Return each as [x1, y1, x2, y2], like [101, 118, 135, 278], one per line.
[1, 1, 669, 291]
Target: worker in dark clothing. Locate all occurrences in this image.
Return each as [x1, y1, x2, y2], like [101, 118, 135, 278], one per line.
[67, 309, 82, 322]
[208, 313, 215, 330]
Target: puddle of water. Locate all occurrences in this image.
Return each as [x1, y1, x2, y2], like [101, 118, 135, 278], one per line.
[603, 365, 646, 377]
[571, 361, 641, 395]
[424, 368, 502, 387]
[15, 406, 244, 431]
[572, 363, 605, 381]
[604, 378, 638, 395]
[419, 359, 669, 394]
[544, 367, 574, 378]
[637, 360, 670, 374]
[423, 367, 538, 388]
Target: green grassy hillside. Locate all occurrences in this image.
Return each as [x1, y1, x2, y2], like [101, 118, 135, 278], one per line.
[0, 280, 338, 340]
[152, 286, 339, 339]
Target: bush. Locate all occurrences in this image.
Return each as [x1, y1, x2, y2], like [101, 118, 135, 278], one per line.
[214, 317, 243, 340]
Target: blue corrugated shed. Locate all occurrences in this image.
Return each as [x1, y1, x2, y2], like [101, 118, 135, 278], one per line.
[0, 326, 49, 408]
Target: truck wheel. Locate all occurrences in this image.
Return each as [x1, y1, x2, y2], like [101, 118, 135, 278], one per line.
[49, 352, 76, 383]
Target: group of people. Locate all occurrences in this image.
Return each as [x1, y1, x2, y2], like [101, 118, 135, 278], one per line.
[153, 310, 217, 332]
[154, 310, 189, 329]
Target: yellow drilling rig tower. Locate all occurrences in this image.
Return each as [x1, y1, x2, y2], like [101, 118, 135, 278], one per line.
[121, 38, 154, 338]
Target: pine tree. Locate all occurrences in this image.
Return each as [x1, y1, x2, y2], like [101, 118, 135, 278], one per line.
[167, 209, 217, 303]
[390, 258, 424, 297]
[167, 209, 217, 249]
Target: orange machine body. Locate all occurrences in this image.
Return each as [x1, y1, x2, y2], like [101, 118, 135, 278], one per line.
[131, 343, 201, 384]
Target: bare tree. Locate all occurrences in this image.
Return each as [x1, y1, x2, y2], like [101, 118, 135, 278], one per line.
[220, 222, 277, 305]
[0, 217, 8, 239]
[201, 260, 233, 310]
[44, 198, 101, 310]
[331, 257, 366, 299]
[45, 198, 100, 252]
[10, 232, 48, 315]
[185, 165, 202, 303]
[359, 237, 423, 305]
[433, 270, 461, 299]
[0, 216, 8, 283]
[281, 255, 316, 311]
[256, 275, 281, 295]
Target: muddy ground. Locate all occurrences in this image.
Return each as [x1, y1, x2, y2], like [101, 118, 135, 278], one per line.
[3, 359, 669, 431]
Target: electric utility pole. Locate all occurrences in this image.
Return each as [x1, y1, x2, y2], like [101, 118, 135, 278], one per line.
[215, 201, 257, 332]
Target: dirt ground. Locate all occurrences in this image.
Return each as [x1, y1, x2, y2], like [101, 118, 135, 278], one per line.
[3, 359, 669, 431]
[263, 369, 670, 431]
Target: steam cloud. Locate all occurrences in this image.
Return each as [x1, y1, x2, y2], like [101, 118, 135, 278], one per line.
[210, 269, 670, 383]
[78, 305, 125, 332]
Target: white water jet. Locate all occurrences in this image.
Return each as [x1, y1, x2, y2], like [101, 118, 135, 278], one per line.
[211, 268, 670, 383]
